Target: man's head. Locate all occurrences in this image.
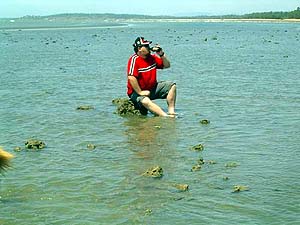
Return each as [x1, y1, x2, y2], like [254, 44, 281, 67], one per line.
[133, 37, 152, 57]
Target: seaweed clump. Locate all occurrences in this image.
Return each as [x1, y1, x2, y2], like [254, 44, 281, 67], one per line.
[112, 98, 141, 116]
[143, 166, 163, 178]
[25, 139, 46, 150]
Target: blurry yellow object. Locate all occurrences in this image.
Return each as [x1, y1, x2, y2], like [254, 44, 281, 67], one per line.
[0, 147, 14, 173]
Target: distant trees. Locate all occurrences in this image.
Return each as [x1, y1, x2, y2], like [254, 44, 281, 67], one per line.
[241, 9, 300, 19]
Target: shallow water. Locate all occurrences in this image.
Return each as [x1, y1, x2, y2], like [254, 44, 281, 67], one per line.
[0, 21, 300, 224]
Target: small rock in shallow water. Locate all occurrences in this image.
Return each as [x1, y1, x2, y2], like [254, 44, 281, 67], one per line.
[173, 183, 189, 191]
[143, 166, 163, 178]
[191, 144, 204, 151]
[87, 144, 96, 150]
[233, 185, 249, 193]
[191, 164, 202, 172]
[112, 98, 141, 116]
[225, 162, 239, 168]
[76, 105, 94, 110]
[25, 139, 46, 150]
[13, 146, 22, 152]
[200, 119, 210, 124]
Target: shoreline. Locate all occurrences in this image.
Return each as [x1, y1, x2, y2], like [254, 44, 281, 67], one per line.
[1, 18, 299, 31]
[119, 18, 300, 23]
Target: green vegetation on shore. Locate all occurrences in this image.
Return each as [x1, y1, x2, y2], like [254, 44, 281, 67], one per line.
[11, 7, 300, 20]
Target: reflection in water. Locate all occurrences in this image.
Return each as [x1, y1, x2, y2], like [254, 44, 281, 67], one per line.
[124, 116, 178, 160]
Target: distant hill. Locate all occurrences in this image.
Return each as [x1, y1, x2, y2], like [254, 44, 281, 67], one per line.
[17, 8, 300, 20]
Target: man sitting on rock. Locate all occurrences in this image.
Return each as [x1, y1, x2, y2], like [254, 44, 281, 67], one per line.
[127, 37, 177, 117]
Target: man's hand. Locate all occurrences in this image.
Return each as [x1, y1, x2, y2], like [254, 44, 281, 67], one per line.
[139, 90, 150, 96]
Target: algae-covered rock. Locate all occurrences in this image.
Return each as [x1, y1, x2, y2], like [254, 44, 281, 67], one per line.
[112, 98, 141, 116]
[225, 162, 239, 168]
[144, 209, 153, 215]
[13, 146, 22, 152]
[173, 183, 189, 191]
[197, 157, 205, 165]
[143, 166, 163, 178]
[87, 143, 96, 150]
[206, 160, 216, 164]
[0, 147, 14, 174]
[191, 164, 202, 172]
[25, 139, 46, 150]
[76, 105, 94, 110]
[200, 119, 210, 125]
[233, 185, 249, 193]
[191, 144, 204, 151]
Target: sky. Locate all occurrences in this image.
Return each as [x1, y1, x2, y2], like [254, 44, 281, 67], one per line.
[0, 0, 299, 18]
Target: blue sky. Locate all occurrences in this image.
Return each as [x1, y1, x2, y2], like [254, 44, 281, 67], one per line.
[0, 0, 299, 18]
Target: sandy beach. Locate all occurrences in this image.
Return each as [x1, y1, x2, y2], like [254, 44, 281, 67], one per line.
[120, 18, 300, 23]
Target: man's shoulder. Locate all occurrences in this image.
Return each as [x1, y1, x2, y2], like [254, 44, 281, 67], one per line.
[129, 54, 139, 60]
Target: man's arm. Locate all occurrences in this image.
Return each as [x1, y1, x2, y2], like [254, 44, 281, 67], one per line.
[160, 54, 170, 68]
[128, 76, 150, 96]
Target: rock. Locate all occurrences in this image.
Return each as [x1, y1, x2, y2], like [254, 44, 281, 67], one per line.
[233, 185, 249, 193]
[25, 139, 46, 150]
[76, 105, 94, 110]
[191, 164, 202, 172]
[112, 98, 141, 116]
[173, 183, 189, 191]
[87, 144, 96, 150]
[197, 157, 205, 165]
[225, 162, 239, 168]
[143, 166, 163, 178]
[13, 146, 22, 152]
[206, 160, 216, 164]
[200, 119, 210, 124]
[191, 144, 204, 151]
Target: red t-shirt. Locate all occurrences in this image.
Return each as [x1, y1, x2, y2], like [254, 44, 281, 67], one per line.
[127, 54, 164, 96]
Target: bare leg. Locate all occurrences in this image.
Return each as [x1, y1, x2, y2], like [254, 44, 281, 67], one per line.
[167, 84, 176, 115]
[141, 97, 168, 117]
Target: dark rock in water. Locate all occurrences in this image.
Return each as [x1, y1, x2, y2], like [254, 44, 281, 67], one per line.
[173, 183, 189, 191]
[112, 98, 141, 116]
[191, 144, 204, 151]
[233, 185, 249, 193]
[87, 144, 96, 150]
[200, 119, 210, 125]
[225, 162, 239, 168]
[76, 105, 94, 110]
[191, 164, 202, 172]
[25, 139, 46, 150]
[143, 166, 163, 178]
[13, 146, 22, 152]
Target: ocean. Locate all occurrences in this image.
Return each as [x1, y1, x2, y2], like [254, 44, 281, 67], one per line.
[0, 21, 299, 224]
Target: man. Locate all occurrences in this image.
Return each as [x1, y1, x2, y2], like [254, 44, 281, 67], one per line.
[0, 147, 14, 174]
[127, 37, 176, 117]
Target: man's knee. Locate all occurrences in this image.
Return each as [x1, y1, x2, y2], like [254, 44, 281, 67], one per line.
[140, 96, 151, 107]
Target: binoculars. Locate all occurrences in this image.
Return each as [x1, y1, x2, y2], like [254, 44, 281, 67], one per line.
[150, 46, 162, 52]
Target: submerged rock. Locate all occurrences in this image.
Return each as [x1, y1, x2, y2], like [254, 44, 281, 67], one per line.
[25, 139, 46, 150]
[143, 166, 163, 178]
[191, 144, 204, 151]
[112, 98, 141, 116]
[225, 162, 239, 168]
[200, 119, 210, 125]
[76, 105, 94, 110]
[191, 164, 202, 172]
[13, 146, 22, 152]
[233, 185, 249, 193]
[87, 143, 96, 150]
[173, 183, 189, 192]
